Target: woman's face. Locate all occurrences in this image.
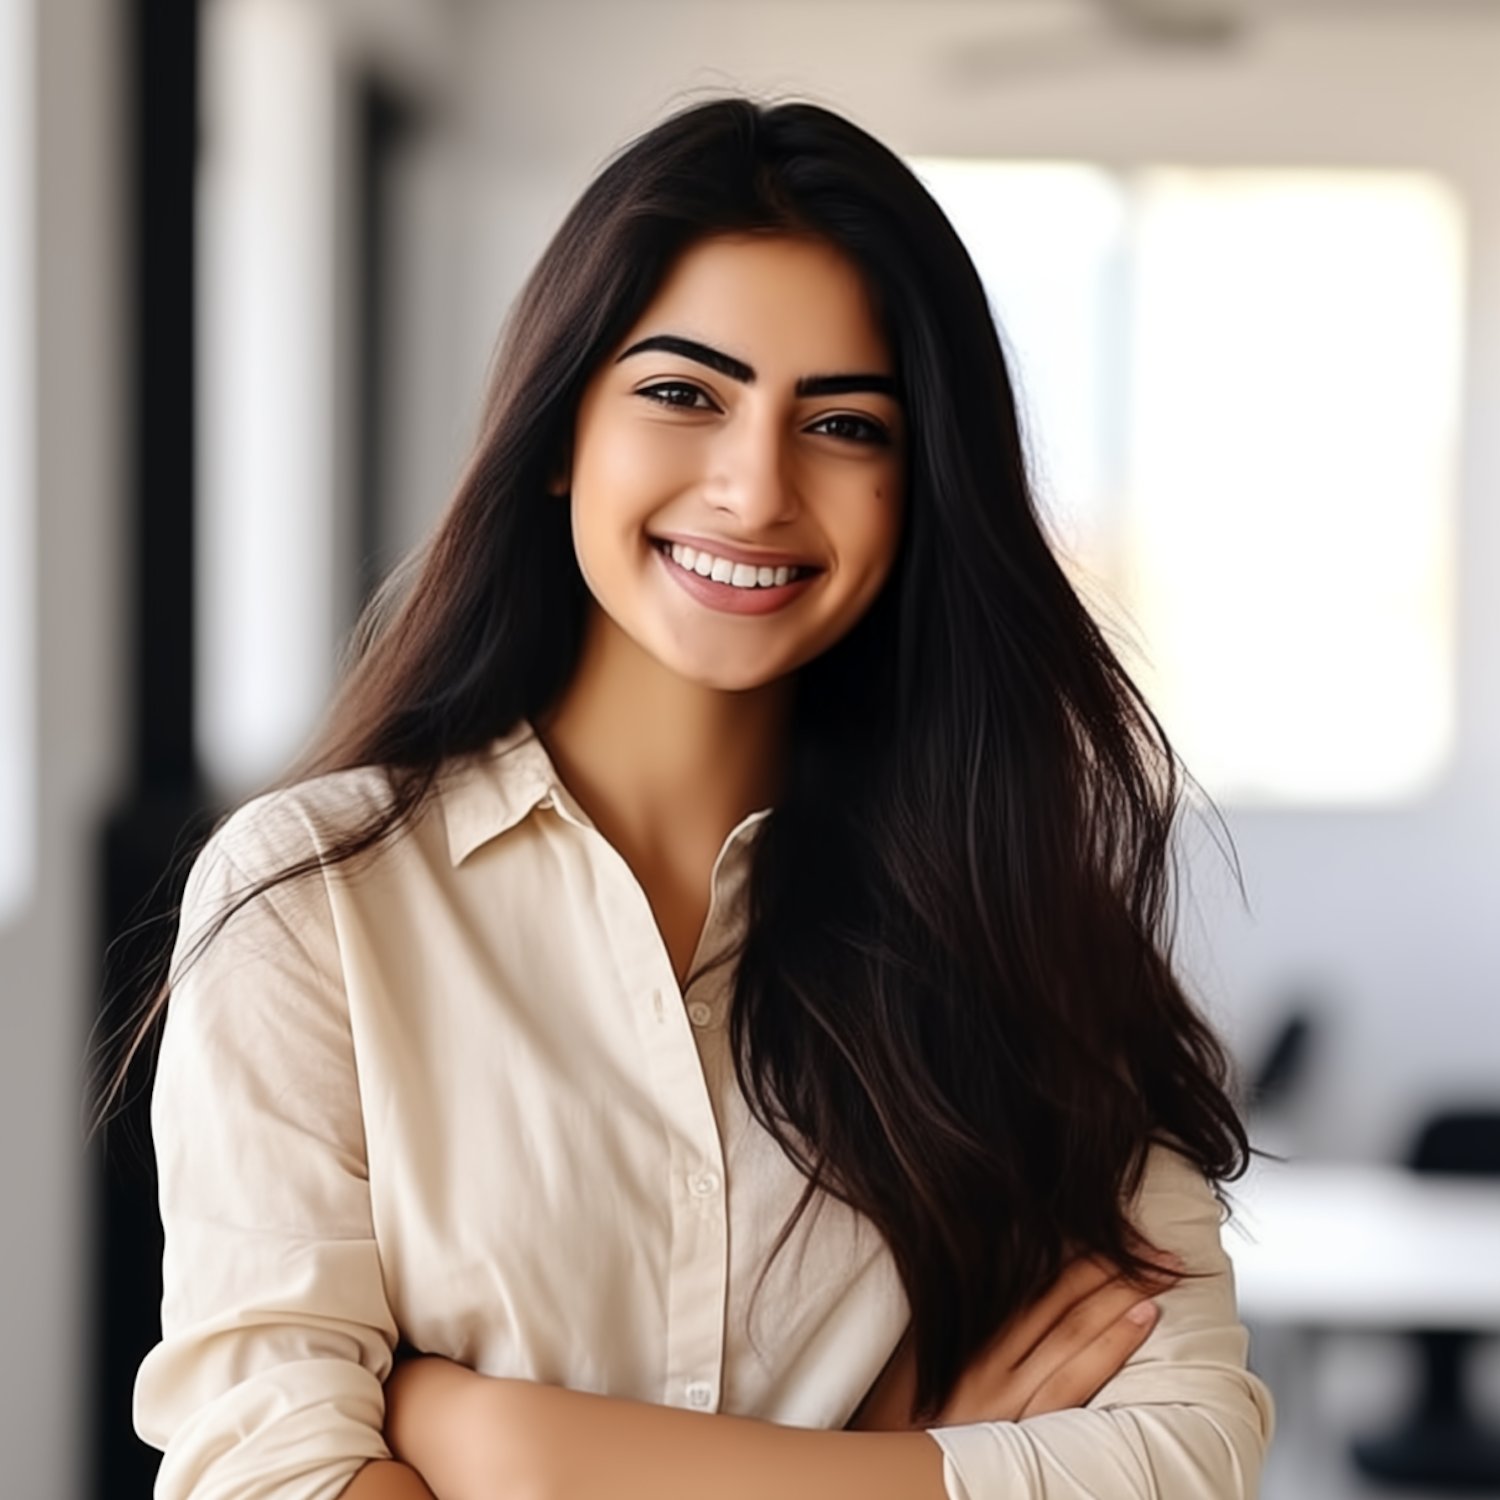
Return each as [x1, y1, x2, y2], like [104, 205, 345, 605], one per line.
[566, 234, 906, 693]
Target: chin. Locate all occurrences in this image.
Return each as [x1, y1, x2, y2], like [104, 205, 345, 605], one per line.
[691, 668, 784, 694]
[667, 653, 791, 694]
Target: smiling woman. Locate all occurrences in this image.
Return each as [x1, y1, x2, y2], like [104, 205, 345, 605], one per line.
[568, 236, 904, 693]
[128, 98, 1271, 1500]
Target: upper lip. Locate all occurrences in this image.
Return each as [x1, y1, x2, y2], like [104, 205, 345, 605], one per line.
[651, 532, 822, 571]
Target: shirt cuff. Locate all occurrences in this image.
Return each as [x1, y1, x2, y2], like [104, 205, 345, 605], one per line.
[927, 1402, 1267, 1500]
[144, 1357, 391, 1500]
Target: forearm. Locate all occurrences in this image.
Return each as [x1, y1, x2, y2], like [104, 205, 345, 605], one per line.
[387, 1360, 947, 1500]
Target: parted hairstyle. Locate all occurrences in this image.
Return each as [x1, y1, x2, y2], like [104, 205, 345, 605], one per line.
[132, 97, 1247, 1419]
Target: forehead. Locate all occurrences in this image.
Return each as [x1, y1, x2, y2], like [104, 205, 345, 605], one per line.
[623, 234, 892, 374]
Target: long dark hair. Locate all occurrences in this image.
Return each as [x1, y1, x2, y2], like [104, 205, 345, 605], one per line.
[129, 98, 1246, 1418]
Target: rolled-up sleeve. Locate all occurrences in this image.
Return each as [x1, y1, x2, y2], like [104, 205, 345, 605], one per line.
[928, 1148, 1274, 1500]
[134, 806, 397, 1500]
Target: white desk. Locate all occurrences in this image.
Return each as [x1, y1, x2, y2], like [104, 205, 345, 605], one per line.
[1224, 1157, 1500, 1331]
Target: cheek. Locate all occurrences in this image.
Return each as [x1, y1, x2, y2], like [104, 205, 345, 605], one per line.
[571, 428, 699, 557]
[569, 447, 648, 579]
[844, 476, 904, 588]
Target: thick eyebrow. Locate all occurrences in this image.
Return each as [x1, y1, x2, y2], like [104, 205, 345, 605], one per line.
[795, 372, 899, 400]
[616, 334, 900, 402]
[616, 334, 754, 384]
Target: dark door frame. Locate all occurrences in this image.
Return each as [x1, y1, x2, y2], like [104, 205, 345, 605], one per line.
[93, 3, 204, 1495]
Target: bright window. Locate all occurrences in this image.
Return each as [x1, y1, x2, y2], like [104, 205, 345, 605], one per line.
[915, 159, 1465, 806]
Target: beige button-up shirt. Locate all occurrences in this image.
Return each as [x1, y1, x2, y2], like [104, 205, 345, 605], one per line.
[135, 726, 1272, 1500]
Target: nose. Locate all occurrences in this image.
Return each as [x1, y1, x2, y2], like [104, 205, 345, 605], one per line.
[703, 407, 797, 531]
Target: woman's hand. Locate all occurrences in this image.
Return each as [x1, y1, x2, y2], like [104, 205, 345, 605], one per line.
[850, 1254, 1180, 1432]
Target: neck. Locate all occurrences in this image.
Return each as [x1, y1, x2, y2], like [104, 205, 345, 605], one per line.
[539, 607, 791, 865]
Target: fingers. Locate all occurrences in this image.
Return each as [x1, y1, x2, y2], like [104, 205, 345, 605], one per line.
[932, 1250, 1186, 1427]
[1018, 1270, 1156, 1375]
[1004, 1248, 1183, 1415]
[1018, 1298, 1160, 1419]
[999, 1255, 1120, 1365]
[1005, 1251, 1179, 1368]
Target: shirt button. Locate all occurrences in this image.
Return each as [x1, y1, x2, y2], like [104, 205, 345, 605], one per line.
[689, 1170, 721, 1198]
[685, 1381, 715, 1409]
[687, 1002, 713, 1027]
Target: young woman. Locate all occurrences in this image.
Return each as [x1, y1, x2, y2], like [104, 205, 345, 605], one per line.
[133, 99, 1272, 1500]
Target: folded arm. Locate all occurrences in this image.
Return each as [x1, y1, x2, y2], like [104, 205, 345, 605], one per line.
[368, 1373, 945, 1500]
[366, 1151, 1269, 1500]
[930, 1151, 1272, 1500]
[369, 1254, 1176, 1500]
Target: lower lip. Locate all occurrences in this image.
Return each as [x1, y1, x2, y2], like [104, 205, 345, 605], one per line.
[656, 548, 817, 616]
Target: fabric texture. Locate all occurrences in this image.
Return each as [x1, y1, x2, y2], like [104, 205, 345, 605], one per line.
[136, 725, 1272, 1500]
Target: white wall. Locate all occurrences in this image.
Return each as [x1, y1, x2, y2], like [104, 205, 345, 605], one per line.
[0, 0, 126, 1490]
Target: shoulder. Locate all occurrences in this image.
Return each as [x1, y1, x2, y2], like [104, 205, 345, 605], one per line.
[170, 764, 411, 976]
[204, 764, 401, 884]
[180, 728, 552, 931]
[200, 722, 551, 885]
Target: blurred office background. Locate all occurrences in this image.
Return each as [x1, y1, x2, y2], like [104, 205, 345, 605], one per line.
[4, 0, 1500, 1494]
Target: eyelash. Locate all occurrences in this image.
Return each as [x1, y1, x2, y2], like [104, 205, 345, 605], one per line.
[639, 380, 718, 411]
[807, 412, 891, 447]
[638, 381, 892, 449]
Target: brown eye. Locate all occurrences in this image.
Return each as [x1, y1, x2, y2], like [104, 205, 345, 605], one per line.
[809, 412, 890, 446]
[640, 381, 717, 411]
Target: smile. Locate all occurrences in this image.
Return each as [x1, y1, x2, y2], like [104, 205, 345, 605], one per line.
[660, 541, 811, 590]
[653, 539, 817, 616]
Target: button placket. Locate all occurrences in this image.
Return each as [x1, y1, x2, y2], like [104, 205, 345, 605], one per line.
[688, 1168, 721, 1199]
[590, 850, 729, 1420]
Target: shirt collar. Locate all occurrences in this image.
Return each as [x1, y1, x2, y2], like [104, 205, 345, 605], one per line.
[439, 721, 773, 871]
[439, 722, 568, 867]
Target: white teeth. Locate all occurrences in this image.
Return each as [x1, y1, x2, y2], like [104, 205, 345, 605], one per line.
[664, 542, 801, 589]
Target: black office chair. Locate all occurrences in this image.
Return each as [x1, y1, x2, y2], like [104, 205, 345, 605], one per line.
[1351, 1110, 1500, 1492]
[1247, 1008, 1317, 1113]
